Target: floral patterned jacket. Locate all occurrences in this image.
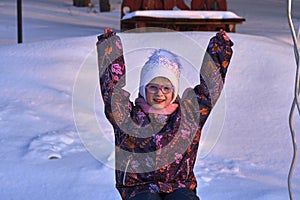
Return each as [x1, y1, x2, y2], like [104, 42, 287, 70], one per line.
[97, 32, 233, 200]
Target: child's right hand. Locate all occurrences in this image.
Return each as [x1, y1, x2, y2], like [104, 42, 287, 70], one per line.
[103, 28, 116, 39]
[97, 28, 115, 44]
[104, 28, 114, 36]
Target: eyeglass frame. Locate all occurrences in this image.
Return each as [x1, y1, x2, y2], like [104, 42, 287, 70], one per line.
[145, 83, 174, 94]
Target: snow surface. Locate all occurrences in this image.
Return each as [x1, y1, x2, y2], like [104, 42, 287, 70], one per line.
[1, 0, 300, 199]
[121, 10, 243, 20]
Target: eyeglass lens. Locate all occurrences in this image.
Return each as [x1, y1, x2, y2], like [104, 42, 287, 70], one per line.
[146, 84, 173, 94]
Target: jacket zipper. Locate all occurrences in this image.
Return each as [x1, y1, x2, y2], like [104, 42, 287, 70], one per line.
[186, 160, 190, 180]
[123, 158, 132, 186]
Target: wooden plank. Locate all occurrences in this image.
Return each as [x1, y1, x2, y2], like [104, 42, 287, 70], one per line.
[121, 10, 245, 32]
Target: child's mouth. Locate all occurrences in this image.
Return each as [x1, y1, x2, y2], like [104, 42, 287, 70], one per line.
[153, 99, 165, 104]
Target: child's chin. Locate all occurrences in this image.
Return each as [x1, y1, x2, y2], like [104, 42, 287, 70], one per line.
[151, 104, 166, 110]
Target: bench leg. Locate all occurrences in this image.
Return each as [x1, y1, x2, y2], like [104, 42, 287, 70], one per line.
[229, 24, 236, 32]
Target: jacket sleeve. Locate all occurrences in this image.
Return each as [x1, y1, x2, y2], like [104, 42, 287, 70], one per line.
[97, 31, 132, 126]
[192, 32, 234, 127]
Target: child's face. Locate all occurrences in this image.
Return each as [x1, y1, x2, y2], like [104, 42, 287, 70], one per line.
[146, 77, 174, 109]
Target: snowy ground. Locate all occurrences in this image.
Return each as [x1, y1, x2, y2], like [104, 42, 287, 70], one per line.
[0, 0, 300, 199]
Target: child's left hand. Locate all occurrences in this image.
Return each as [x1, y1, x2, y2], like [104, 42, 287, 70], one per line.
[219, 29, 230, 41]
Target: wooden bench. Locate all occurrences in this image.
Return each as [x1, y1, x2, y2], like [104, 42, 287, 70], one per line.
[121, 10, 245, 32]
[121, 0, 228, 18]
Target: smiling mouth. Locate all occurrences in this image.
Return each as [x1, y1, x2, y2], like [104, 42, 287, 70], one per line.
[153, 99, 165, 104]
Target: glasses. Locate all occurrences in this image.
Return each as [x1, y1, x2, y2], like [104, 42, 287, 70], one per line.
[146, 83, 174, 94]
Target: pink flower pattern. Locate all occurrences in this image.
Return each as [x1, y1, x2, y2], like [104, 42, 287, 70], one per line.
[111, 63, 122, 75]
[175, 153, 183, 164]
[113, 75, 119, 81]
[181, 129, 191, 140]
[116, 39, 122, 50]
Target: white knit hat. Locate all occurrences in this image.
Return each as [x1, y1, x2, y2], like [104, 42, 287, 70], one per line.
[139, 49, 181, 104]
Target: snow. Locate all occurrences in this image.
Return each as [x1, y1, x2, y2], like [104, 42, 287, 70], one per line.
[0, 0, 300, 199]
[121, 10, 243, 20]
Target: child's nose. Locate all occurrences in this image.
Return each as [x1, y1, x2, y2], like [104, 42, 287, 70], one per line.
[155, 89, 164, 95]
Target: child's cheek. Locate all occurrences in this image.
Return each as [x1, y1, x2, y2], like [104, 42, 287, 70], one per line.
[146, 92, 154, 106]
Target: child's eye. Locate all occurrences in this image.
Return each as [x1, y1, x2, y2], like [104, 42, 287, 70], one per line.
[162, 86, 171, 92]
[149, 85, 158, 91]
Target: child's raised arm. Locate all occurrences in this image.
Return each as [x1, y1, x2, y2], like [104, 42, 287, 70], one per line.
[204, 29, 233, 83]
[97, 29, 131, 126]
[97, 29, 126, 102]
[182, 30, 234, 127]
[197, 30, 233, 108]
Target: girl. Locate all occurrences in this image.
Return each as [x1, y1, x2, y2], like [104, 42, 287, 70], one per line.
[97, 29, 233, 200]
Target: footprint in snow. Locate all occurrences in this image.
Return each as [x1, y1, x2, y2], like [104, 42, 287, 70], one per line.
[24, 129, 86, 161]
[195, 159, 243, 185]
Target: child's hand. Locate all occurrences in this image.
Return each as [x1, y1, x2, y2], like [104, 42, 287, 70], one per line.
[103, 28, 115, 37]
[218, 29, 230, 41]
[97, 28, 115, 44]
[104, 28, 113, 34]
